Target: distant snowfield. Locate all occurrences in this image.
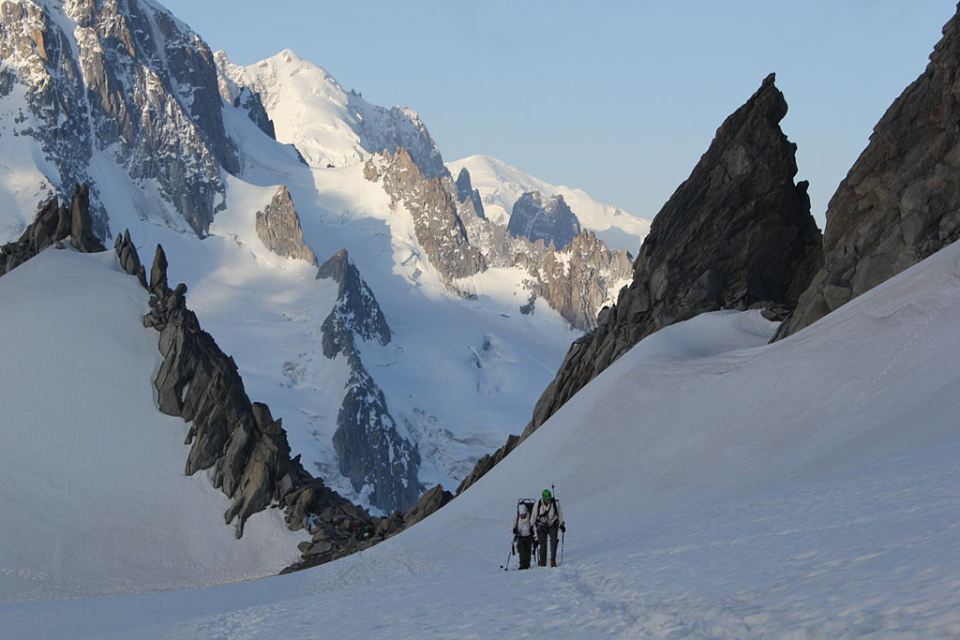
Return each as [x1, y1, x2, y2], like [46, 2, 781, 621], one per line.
[5, 239, 960, 637]
[0, 249, 305, 602]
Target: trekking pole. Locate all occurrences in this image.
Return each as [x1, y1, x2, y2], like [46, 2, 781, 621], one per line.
[500, 538, 515, 571]
[552, 483, 564, 567]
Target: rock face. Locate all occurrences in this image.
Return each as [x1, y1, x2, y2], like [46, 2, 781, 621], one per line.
[255, 186, 317, 264]
[0, 185, 106, 276]
[234, 86, 276, 140]
[455, 168, 486, 219]
[400, 484, 453, 528]
[0, 0, 237, 236]
[317, 250, 420, 514]
[365, 148, 485, 282]
[366, 149, 632, 330]
[114, 229, 148, 288]
[507, 191, 582, 250]
[778, 8, 960, 339]
[522, 231, 633, 331]
[458, 74, 822, 494]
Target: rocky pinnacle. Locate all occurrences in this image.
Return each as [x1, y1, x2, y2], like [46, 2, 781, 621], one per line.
[458, 74, 823, 494]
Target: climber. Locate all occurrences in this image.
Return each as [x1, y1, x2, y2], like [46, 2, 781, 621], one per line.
[512, 501, 536, 570]
[532, 489, 565, 567]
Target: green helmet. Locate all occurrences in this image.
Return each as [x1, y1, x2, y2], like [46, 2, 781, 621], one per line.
[542, 489, 552, 499]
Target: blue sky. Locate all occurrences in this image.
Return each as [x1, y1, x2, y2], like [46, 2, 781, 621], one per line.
[162, 0, 955, 226]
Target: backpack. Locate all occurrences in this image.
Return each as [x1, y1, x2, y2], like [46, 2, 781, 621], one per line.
[515, 498, 536, 537]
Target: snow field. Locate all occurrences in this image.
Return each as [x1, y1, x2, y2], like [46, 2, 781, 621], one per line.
[5, 233, 960, 637]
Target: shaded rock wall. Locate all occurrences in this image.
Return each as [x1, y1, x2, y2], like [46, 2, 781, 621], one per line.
[458, 74, 822, 494]
[507, 191, 582, 250]
[778, 6, 960, 338]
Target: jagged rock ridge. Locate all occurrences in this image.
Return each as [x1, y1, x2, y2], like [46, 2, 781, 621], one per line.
[365, 148, 485, 282]
[507, 191, 582, 250]
[0, 185, 105, 275]
[255, 186, 316, 264]
[520, 230, 633, 331]
[317, 249, 420, 513]
[778, 6, 960, 339]
[113, 226, 444, 565]
[458, 74, 823, 494]
[367, 149, 632, 330]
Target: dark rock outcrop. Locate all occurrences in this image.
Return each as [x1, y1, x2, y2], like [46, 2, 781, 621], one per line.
[288, 481, 452, 572]
[0, 185, 105, 276]
[458, 74, 822, 494]
[455, 168, 486, 219]
[317, 250, 420, 514]
[114, 229, 147, 288]
[400, 484, 453, 528]
[365, 148, 486, 283]
[255, 186, 317, 264]
[234, 86, 276, 140]
[507, 191, 582, 250]
[778, 7, 960, 339]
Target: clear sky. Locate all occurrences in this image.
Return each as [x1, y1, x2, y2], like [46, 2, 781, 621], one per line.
[162, 0, 955, 226]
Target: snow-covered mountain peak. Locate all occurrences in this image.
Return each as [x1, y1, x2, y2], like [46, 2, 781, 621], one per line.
[218, 49, 446, 177]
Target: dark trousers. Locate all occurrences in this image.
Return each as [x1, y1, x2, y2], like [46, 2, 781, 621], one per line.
[516, 536, 533, 569]
[536, 524, 559, 566]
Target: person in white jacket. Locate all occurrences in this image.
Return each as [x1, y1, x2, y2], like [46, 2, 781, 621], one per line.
[512, 503, 536, 570]
[531, 489, 566, 567]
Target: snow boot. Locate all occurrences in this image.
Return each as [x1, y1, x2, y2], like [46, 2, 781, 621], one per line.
[550, 559, 557, 567]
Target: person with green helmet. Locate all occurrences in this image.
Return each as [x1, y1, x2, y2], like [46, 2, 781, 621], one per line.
[531, 488, 565, 567]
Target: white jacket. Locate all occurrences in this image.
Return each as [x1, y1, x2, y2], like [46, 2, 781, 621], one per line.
[531, 498, 564, 528]
[513, 512, 534, 538]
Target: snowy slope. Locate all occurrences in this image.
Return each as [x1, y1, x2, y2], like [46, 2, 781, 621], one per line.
[0, 248, 304, 602]
[6, 225, 960, 637]
[449, 154, 651, 253]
